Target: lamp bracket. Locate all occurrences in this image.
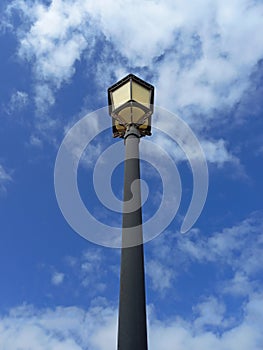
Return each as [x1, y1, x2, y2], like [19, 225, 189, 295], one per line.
[124, 124, 141, 140]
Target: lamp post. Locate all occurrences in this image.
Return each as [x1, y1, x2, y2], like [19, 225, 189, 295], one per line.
[108, 74, 154, 350]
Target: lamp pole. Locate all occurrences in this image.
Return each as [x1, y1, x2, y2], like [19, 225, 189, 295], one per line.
[118, 125, 148, 350]
[107, 74, 154, 350]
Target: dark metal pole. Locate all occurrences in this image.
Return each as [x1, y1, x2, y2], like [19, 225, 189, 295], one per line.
[117, 125, 148, 350]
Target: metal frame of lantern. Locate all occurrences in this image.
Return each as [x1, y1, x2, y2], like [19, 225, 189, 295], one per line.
[108, 74, 154, 138]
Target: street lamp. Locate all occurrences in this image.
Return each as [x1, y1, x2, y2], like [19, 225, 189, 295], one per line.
[108, 73, 154, 138]
[108, 74, 154, 350]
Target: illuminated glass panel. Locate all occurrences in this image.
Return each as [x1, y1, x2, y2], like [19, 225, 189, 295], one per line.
[132, 81, 151, 108]
[118, 106, 132, 124]
[117, 106, 146, 124]
[111, 82, 130, 110]
[131, 106, 146, 123]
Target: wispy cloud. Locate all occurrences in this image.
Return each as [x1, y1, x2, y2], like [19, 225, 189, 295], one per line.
[5, 0, 263, 118]
[178, 212, 262, 266]
[146, 259, 174, 293]
[6, 0, 98, 113]
[80, 249, 106, 291]
[4, 0, 263, 168]
[146, 211, 263, 303]
[5, 90, 29, 116]
[150, 132, 239, 167]
[51, 271, 65, 286]
[0, 165, 12, 193]
[192, 296, 228, 331]
[63, 248, 119, 296]
[29, 134, 43, 148]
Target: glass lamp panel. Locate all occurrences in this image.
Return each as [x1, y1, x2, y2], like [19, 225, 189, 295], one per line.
[131, 106, 146, 123]
[111, 82, 131, 110]
[132, 81, 151, 108]
[118, 106, 133, 123]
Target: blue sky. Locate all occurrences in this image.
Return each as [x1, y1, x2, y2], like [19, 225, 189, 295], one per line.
[1, 0, 263, 349]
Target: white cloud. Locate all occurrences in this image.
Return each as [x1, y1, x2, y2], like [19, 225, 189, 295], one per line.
[63, 248, 119, 297]
[1, 293, 263, 350]
[3, 0, 262, 168]
[6, 0, 97, 112]
[6, 91, 29, 115]
[0, 165, 12, 193]
[149, 294, 263, 350]
[82, 249, 102, 264]
[177, 212, 263, 296]
[34, 84, 55, 112]
[30, 134, 43, 148]
[154, 1, 263, 115]
[0, 304, 117, 350]
[146, 212, 263, 301]
[222, 271, 254, 296]
[191, 213, 262, 269]
[201, 139, 239, 166]
[146, 259, 173, 293]
[61, 114, 104, 170]
[5, 0, 263, 118]
[193, 296, 227, 331]
[68, 248, 108, 293]
[151, 132, 238, 166]
[51, 271, 65, 286]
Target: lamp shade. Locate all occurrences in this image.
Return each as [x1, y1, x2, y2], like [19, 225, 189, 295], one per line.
[108, 74, 154, 138]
